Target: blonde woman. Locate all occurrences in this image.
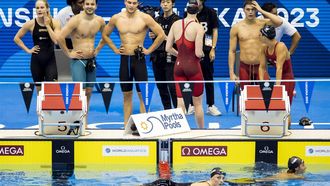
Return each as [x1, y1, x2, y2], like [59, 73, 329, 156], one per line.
[14, 0, 60, 91]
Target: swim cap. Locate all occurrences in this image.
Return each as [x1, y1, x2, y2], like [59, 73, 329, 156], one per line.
[260, 25, 276, 40]
[210, 167, 226, 178]
[187, 0, 199, 14]
[288, 156, 304, 171]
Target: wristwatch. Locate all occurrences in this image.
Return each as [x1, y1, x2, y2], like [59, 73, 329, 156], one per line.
[211, 46, 216, 49]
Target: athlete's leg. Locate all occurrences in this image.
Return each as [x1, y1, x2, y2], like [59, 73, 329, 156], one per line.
[85, 59, 97, 109]
[177, 97, 186, 114]
[71, 59, 89, 129]
[123, 91, 133, 125]
[190, 65, 204, 128]
[282, 78, 295, 129]
[174, 79, 185, 113]
[30, 56, 43, 93]
[193, 95, 204, 129]
[134, 56, 148, 113]
[71, 59, 88, 104]
[239, 62, 251, 90]
[120, 56, 134, 125]
[152, 57, 172, 109]
[282, 80, 295, 105]
[200, 51, 215, 106]
[44, 55, 58, 82]
[165, 63, 177, 108]
[137, 91, 146, 113]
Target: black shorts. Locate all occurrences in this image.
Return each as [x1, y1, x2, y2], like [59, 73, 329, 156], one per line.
[120, 55, 148, 92]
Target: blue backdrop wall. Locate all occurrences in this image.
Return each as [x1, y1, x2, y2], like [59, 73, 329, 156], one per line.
[0, 0, 329, 78]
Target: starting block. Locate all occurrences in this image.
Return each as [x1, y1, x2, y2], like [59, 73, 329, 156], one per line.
[37, 82, 87, 138]
[240, 85, 290, 138]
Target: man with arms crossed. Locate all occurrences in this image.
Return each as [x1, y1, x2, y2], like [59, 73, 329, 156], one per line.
[57, 0, 105, 108]
[228, 0, 282, 89]
[102, 0, 165, 125]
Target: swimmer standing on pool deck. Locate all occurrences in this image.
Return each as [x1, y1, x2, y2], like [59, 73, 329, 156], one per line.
[57, 0, 105, 110]
[228, 0, 282, 89]
[14, 0, 60, 92]
[102, 0, 165, 125]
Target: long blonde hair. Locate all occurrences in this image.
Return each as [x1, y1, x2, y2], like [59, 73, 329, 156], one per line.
[36, 0, 54, 29]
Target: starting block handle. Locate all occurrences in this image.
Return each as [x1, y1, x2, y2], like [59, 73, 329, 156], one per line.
[245, 122, 284, 127]
[38, 134, 83, 138]
[40, 121, 84, 138]
[243, 113, 288, 138]
[42, 123, 81, 127]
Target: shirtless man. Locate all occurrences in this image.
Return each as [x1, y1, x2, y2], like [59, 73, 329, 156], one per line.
[57, 0, 105, 107]
[102, 0, 165, 125]
[228, 0, 282, 89]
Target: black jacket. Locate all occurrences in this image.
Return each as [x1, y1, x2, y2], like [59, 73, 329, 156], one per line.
[153, 13, 181, 53]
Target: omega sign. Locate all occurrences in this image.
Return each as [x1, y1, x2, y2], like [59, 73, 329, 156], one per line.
[56, 146, 70, 154]
[181, 146, 227, 156]
[0, 145, 24, 156]
[259, 146, 274, 154]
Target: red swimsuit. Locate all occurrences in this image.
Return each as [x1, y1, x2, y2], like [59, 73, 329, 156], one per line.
[266, 42, 295, 104]
[174, 20, 204, 97]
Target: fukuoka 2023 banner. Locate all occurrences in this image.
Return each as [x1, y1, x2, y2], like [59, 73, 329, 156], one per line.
[0, 0, 329, 77]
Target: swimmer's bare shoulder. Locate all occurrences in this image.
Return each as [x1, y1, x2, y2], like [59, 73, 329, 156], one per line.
[109, 12, 121, 25]
[139, 11, 156, 26]
[138, 11, 150, 19]
[191, 181, 210, 186]
[260, 17, 278, 27]
[95, 15, 104, 21]
[235, 20, 244, 26]
[234, 20, 244, 27]
[230, 21, 241, 34]
[171, 19, 181, 28]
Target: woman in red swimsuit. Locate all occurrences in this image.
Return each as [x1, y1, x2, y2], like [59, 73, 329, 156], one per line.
[259, 25, 295, 104]
[166, 0, 205, 128]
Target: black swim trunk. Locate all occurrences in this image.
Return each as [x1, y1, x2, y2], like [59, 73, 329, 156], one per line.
[120, 55, 148, 92]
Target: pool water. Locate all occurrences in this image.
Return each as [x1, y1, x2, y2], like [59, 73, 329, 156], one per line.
[0, 163, 330, 185]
